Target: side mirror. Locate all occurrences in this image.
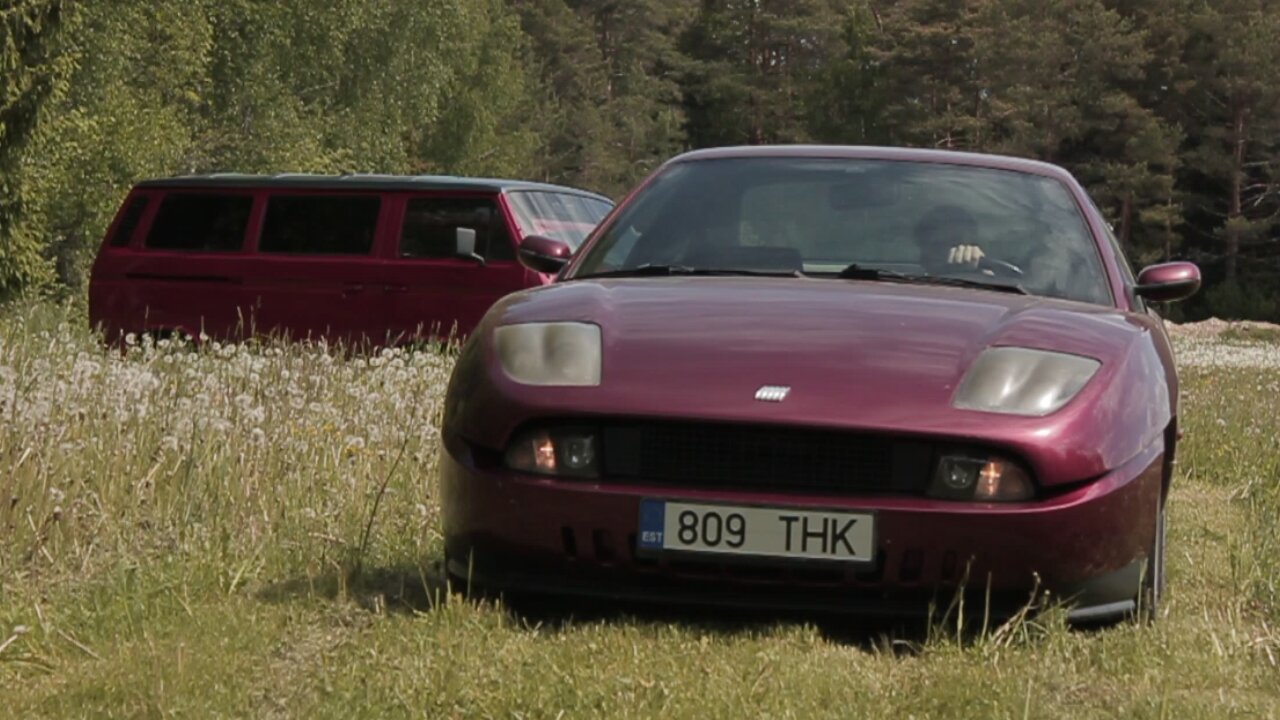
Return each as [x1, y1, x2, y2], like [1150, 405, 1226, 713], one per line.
[455, 227, 485, 265]
[1135, 261, 1201, 303]
[517, 234, 573, 275]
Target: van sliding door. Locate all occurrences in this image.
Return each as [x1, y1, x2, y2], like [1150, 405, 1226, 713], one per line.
[242, 193, 389, 347]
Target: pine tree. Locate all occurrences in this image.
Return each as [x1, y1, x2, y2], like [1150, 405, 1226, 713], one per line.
[972, 0, 1181, 261]
[804, 4, 891, 145]
[511, 0, 689, 195]
[570, 0, 690, 188]
[1178, 0, 1280, 286]
[681, 0, 847, 146]
[867, 0, 986, 149]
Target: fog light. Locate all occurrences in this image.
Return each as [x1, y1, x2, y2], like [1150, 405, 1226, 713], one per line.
[559, 434, 596, 472]
[504, 428, 599, 478]
[930, 454, 1034, 502]
[930, 456, 986, 500]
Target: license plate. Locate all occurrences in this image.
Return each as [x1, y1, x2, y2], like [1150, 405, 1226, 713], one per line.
[637, 499, 875, 563]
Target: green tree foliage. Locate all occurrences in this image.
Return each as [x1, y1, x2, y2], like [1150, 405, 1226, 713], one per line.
[867, 0, 986, 149]
[0, 0, 75, 297]
[10, 0, 539, 291]
[804, 5, 891, 145]
[1, 0, 1278, 319]
[681, 0, 847, 146]
[973, 0, 1181, 262]
[512, 0, 689, 195]
[1177, 0, 1280, 287]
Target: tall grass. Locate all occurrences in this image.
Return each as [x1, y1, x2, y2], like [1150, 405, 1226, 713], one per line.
[1174, 333, 1280, 624]
[2, 302, 1279, 717]
[0, 299, 451, 599]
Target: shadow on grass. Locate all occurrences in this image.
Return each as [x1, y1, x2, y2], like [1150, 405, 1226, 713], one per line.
[501, 592, 939, 654]
[254, 561, 450, 615]
[254, 559, 960, 654]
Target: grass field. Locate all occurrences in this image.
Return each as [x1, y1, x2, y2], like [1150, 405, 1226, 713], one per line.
[2, 301, 1279, 718]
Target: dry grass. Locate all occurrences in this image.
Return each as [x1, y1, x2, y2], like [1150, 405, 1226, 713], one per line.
[2, 299, 1279, 718]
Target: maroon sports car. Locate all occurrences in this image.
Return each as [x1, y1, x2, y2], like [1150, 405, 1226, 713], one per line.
[439, 146, 1201, 624]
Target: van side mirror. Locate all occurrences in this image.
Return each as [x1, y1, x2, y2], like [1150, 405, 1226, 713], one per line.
[455, 227, 485, 265]
[518, 234, 573, 275]
[1135, 261, 1201, 303]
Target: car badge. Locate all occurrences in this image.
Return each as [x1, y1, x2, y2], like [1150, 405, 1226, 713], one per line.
[755, 385, 790, 402]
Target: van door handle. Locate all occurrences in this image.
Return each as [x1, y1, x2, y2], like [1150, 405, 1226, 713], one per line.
[341, 283, 365, 296]
[384, 285, 409, 294]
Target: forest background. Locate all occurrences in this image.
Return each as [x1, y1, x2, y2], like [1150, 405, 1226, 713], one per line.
[3, 0, 1278, 320]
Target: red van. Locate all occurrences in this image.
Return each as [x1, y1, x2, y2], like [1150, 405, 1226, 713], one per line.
[88, 175, 613, 346]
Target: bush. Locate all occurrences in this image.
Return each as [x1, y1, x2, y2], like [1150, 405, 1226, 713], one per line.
[1198, 281, 1280, 323]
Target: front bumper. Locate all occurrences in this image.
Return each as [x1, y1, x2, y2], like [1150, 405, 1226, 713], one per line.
[440, 436, 1163, 623]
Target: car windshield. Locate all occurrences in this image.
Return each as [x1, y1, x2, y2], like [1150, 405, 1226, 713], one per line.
[569, 157, 1112, 305]
[506, 190, 614, 250]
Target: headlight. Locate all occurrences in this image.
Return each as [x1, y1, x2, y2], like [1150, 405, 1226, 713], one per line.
[494, 322, 601, 386]
[504, 427, 599, 478]
[928, 454, 1034, 502]
[953, 347, 1100, 416]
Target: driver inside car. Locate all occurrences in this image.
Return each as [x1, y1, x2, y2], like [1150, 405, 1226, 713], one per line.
[912, 203, 1103, 303]
[913, 204, 989, 275]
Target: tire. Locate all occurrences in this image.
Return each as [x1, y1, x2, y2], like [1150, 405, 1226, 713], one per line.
[1137, 493, 1166, 622]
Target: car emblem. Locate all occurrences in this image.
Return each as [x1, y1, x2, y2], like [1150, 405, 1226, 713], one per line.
[755, 385, 790, 402]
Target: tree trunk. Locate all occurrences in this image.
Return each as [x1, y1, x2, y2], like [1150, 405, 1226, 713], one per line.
[1226, 102, 1246, 284]
[1120, 192, 1133, 249]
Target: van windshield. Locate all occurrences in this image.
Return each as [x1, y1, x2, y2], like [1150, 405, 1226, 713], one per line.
[506, 191, 613, 250]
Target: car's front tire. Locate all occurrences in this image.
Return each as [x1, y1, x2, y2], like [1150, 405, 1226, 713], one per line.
[1136, 493, 1166, 622]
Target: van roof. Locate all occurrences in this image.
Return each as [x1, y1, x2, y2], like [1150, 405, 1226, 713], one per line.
[133, 173, 613, 202]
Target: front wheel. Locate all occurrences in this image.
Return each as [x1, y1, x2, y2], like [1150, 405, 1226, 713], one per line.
[1136, 494, 1166, 622]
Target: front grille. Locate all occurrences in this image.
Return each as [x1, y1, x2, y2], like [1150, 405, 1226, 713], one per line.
[601, 421, 933, 495]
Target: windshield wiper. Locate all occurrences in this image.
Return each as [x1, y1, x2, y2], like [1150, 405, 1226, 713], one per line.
[837, 264, 912, 281]
[835, 263, 1028, 295]
[574, 264, 803, 280]
[908, 275, 1028, 295]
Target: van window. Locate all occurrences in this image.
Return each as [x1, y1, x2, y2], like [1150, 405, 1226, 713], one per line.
[260, 195, 381, 255]
[109, 195, 150, 247]
[506, 191, 613, 250]
[145, 194, 252, 252]
[400, 197, 514, 261]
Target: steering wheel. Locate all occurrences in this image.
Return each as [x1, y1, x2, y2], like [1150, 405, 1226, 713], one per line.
[976, 256, 1024, 278]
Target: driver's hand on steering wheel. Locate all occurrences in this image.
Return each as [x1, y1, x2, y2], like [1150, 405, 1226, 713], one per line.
[947, 244, 985, 268]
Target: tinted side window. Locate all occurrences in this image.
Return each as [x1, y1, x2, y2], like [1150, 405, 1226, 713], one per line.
[146, 194, 252, 252]
[260, 195, 381, 255]
[108, 195, 150, 247]
[400, 197, 514, 261]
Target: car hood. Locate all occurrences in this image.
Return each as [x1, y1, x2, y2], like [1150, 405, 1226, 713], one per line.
[495, 277, 1139, 410]
[468, 277, 1168, 485]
